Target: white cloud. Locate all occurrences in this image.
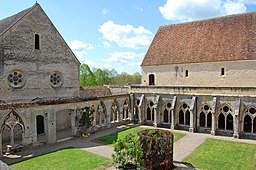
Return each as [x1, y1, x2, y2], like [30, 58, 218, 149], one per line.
[67, 39, 93, 50]
[102, 8, 109, 15]
[66, 39, 93, 63]
[136, 7, 144, 11]
[103, 41, 112, 48]
[98, 20, 153, 49]
[159, 0, 247, 22]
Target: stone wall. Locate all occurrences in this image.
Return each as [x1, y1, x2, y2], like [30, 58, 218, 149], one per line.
[0, 5, 80, 102]
[141, 60, 256, 87]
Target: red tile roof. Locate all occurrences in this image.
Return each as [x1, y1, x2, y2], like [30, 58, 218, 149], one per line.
[141, 12, 256, 66]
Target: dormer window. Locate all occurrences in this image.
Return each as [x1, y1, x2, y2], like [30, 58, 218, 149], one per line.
[35, 34, 40, 50]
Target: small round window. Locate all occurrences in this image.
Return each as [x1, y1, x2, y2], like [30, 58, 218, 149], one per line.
[8, 70, 25, 88]
[49, 71, 63, 88]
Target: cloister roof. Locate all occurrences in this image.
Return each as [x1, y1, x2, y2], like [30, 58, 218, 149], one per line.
[141, 12, 256, 66]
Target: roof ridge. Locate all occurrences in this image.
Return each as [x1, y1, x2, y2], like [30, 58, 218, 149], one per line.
[0, 3, 39, 36]
[160, 11, 256, 30]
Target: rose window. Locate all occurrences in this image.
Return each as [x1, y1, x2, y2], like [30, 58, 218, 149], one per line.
[50, 72, 63, 87]
[8, 70, 25, 88]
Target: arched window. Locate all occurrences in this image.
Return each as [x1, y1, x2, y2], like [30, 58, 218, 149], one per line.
[179, 110, 184, 124]
[218, 113, 225, 129]
[147, 107, 151, 120]
[36, 115, 44, 134]
[149, 74, 155, 85]
[207, 112, 212, 128]
[35, 34, 40, 50]
[226, 114, 233, 130]
[185, 110, 190, 125]
[164, 109, 168, 123]
[199, 112, 205, 127]
[244, 115, 252, 133]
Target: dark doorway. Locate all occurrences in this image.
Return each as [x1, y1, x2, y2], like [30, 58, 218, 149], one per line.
[226, 114, 233, 130]
[149, 74, 155, 85]
[147, 107, 151, 120]
[179, 110, 184, 124]
[218, 113, 225, 129]
[244, 115, 252, 133]
[36, 115, 44, 134]
[199, 112, 205, 127]
[164, 109, 168, 123]
[207, 112, 212, 128]
[185, 110, 190, 125]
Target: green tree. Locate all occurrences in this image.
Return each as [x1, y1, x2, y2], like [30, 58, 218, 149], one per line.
[93, 69, 112, 85]
[80, 64, 98, 86]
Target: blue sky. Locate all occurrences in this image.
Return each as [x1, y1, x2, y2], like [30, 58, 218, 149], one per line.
[1, 0, 256, 74]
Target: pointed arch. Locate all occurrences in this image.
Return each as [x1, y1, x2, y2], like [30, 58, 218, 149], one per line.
[199, 112, 205, 127]
[226, 114, 233, 130]
[218, 113, 225, 129]
[179, 110, 184, 124]
[185, 110, 190, 125]
[243, 115, 252, 133]
[207, 112, 212, 128]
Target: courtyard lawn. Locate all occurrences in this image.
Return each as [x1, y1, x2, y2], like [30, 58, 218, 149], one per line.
[93, 127, 185, 145]
[11, 148, 111, 170]
[184, 138, 256, 170]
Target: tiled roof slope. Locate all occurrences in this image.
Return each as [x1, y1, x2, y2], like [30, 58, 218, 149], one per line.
[0, 4, 37, 35]
[141, 12, 256, 66]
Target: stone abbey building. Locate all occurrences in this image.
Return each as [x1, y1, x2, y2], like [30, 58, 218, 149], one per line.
[0, 3, 256, 155]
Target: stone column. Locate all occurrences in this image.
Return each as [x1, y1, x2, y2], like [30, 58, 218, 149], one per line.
[233, 98, 241, 138]
[211, 97, 217, 136]
[47, 111, 56, 143]
[211, 113, 216, 135]
[171, 96, 177, 130]
[189, 110, 194, 132]
[71, 110, 77, 136]
[153, 108, 158, 127]
[130, 94, 134, 121]
[105, 100, 112, 128]
[171, 109, 175, 130]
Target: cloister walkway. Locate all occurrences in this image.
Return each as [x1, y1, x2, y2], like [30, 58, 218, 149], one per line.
[2, 124, 256, 169]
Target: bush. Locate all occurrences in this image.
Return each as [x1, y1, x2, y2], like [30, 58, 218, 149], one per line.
[112, 133, 143, 169]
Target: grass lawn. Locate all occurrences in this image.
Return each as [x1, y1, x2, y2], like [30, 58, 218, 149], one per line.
[184, 138, 256, 170]
[93, 127, 185, 145]
[11, 148, 111, 170]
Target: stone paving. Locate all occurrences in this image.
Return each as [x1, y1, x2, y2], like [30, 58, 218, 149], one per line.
[1, 124, 256, 169]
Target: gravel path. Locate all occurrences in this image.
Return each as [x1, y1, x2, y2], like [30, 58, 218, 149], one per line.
[2, 124, 256, 170]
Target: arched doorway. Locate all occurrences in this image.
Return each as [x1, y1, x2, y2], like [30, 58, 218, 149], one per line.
[244, 115, 252, 133]
[149, 74, 155, 85]
[36, 115, 44, 135]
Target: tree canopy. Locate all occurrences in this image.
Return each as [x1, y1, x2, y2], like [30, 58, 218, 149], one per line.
[80, 64, 141, 86]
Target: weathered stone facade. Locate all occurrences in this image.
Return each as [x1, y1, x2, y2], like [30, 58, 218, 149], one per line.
[0, 4, 133, 155]
[1, 3, 256, 158]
